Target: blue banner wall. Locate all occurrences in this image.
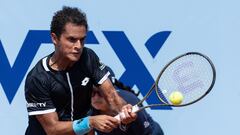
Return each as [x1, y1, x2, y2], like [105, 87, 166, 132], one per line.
[0, 0, 239, 134]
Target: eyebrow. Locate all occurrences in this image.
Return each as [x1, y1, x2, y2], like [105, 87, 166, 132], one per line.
[67, 35, 86, 40]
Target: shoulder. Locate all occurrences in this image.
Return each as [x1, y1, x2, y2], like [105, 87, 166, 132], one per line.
[25, 56, 51, 87]
[77, 47, 98, 65]
[82, 47, 97, 57]
[78, 47, 102, 70]
[26, 60, 44, 79]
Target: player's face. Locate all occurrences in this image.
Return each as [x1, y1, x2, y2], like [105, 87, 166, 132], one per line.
[91, 87, 109, 111]
[52, 23, 87, 62]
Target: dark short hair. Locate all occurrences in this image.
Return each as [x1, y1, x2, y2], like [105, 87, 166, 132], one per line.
[50, 6, 88, 38]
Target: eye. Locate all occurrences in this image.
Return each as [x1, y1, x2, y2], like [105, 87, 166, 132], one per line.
[80, 37, 86, 44]
[68, 37, 77, 43]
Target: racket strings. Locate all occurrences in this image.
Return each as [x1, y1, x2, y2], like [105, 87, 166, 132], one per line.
[156, 53, 215, 105]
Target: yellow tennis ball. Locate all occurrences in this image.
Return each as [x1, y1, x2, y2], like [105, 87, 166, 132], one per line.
[169, 91, 184, 105]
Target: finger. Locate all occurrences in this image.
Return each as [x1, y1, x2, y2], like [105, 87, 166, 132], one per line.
[125, 104, 137, 120]
[123, 108, 130, 118]
[125, 104, 133, 112]
[119, 111, 126, 120]
[121, 109, 131, 123]
[105, 116, 119, 128]
[122, 104, 133, 115]
[129, 112, 137, 120]
[107, 115, 120, 125]
[101, 124, 112, 133]
[106, 121, 118, 129]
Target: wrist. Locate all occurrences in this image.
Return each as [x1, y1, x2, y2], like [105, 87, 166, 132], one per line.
[88, 116, 93, 129]
[72, 116, 92, 135]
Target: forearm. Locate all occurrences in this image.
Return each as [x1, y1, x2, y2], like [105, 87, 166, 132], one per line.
[46, 119, 91, 135]
[48, 121, 75, 135]
[100, 79, 127, 114]
[37, 114, 75, 135]
[37, 113, 91, 135]
[107, 90, 126, 112]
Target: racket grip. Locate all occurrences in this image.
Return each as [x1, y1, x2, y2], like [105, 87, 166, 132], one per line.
[114, 105, 139, 121]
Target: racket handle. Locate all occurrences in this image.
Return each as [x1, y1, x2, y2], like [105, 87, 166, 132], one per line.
[114, 105, 139, 121]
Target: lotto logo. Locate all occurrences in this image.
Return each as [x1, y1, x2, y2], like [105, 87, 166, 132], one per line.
[81, 77, 90, 86]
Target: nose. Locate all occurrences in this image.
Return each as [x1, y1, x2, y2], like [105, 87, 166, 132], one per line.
[74, 40, 83, 50]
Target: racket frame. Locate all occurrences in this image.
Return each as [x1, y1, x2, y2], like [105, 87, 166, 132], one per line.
[115, 52, 216, 119]
[137, 52, 216, 111]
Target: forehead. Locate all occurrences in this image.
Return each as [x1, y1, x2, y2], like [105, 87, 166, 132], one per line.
[62, 23, 87, 38]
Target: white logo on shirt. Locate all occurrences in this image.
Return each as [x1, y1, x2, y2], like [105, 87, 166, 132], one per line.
[26, 102, 46, 108]
[144, 121, 150, 128]
[99, 60, 106, 70]
[81, 77, 90, 86]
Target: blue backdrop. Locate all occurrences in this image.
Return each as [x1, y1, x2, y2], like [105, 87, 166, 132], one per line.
[0, 0, 239, 135]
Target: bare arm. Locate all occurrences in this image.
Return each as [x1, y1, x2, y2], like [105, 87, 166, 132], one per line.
[36, 111, 119, 135]
[36, 112, 75, 135]
[99, 79, 127, 114]
[98, 79, 137, 124]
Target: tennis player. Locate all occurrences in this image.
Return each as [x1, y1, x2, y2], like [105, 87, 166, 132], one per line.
[24, 6, 136, 135]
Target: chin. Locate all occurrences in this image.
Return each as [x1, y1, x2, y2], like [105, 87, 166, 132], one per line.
[92, 104, 101, 110]
[69, 55, 81, 61]
[70, 57, 80, 62]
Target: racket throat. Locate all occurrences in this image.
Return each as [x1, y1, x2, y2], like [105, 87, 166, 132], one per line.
[132, 105, 140, 113]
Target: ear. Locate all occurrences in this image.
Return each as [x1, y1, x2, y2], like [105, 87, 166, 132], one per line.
[51, 33, 59, 46]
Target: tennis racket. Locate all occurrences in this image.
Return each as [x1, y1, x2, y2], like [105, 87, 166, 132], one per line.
[115, 52, 216, 120]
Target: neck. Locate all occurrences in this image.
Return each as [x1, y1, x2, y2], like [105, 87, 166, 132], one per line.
[49, 52, 74, 71]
